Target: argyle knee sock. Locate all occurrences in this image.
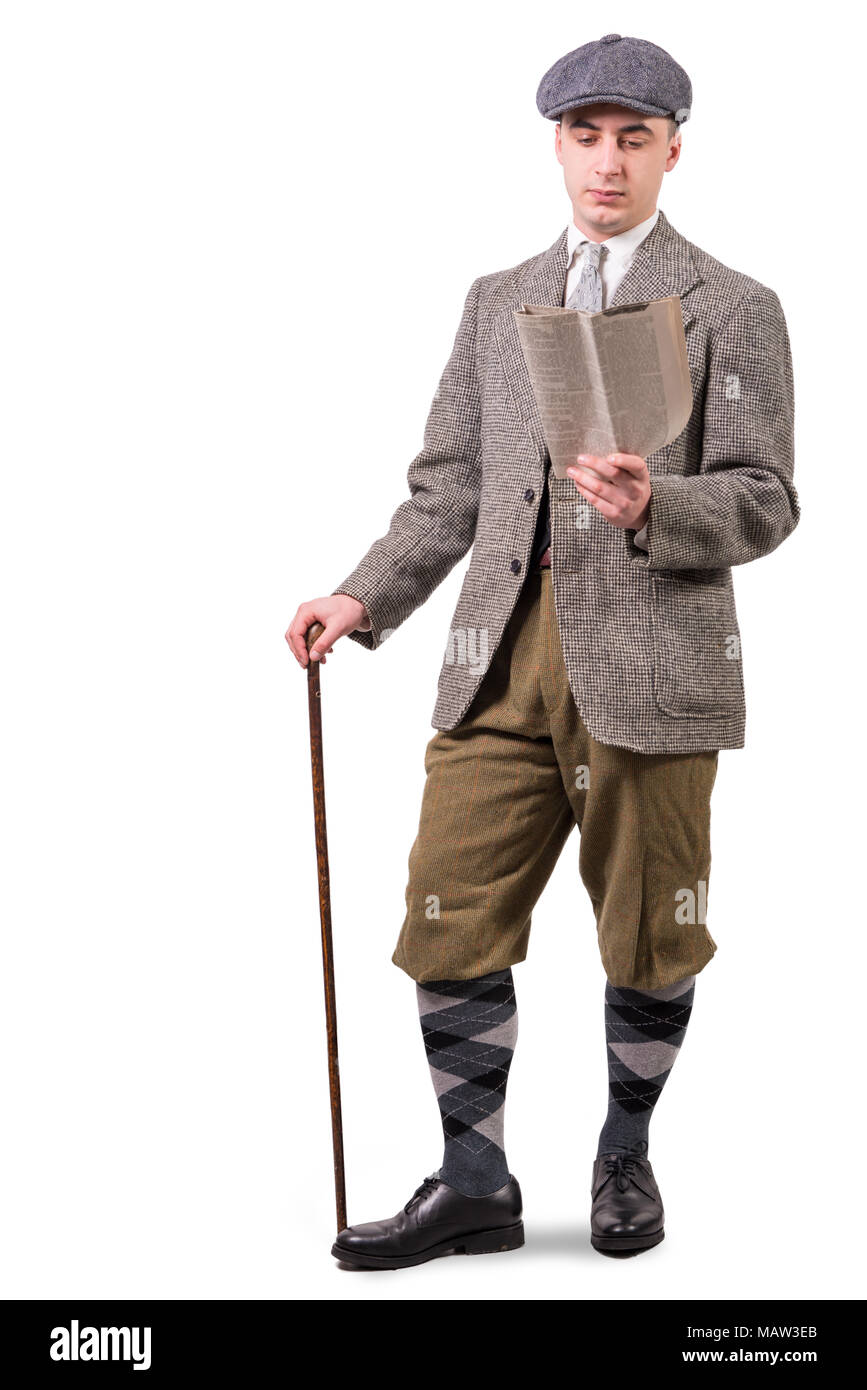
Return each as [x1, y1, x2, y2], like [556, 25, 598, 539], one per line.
[596, 974, 695, 1158]
[416, 967, 518, 1198]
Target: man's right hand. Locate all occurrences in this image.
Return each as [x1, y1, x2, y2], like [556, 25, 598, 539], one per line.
[285, 593, 372, 667]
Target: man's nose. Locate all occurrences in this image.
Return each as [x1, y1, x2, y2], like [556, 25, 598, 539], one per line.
[594, 139, 622, 171]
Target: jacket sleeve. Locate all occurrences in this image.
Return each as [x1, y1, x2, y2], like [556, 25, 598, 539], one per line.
[623, 285, 800, 571]
[330, 276, 484, 651]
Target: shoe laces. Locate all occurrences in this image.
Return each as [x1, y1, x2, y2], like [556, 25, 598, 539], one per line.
[404, 1173, 441, 1212]
[602, 1140, 649, 1193]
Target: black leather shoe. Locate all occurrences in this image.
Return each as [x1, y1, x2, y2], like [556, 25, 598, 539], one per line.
[331, 1171, 524, 1269]
[590, 1142, 665, 1256]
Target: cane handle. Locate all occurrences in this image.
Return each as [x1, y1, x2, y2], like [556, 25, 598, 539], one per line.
[306, 622, 326, 653]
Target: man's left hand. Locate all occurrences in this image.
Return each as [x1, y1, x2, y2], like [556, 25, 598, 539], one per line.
[566, 453, 650, 531]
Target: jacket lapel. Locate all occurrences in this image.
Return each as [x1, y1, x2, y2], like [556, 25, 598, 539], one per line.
[493, 208, 702, 460]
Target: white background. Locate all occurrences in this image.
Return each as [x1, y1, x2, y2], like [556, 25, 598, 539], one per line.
[1, 0, 863, 1301]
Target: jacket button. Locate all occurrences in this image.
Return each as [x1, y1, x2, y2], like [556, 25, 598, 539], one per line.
[524, 488, 535, 502]
[510, 559, 521, 574]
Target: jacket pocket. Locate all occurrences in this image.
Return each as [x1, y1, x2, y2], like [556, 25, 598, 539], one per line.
[651, 573, 744, 718]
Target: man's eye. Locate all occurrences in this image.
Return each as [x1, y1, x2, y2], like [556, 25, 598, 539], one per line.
[577, 138, 645, 148]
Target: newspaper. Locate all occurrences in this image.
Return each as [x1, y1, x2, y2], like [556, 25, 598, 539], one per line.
[513, 295, 693, 479]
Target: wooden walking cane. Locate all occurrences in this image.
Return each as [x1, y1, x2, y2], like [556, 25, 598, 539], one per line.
[305, 621, 347, 1236]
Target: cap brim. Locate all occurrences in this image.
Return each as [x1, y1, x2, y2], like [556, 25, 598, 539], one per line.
[541, 93, 676, 121]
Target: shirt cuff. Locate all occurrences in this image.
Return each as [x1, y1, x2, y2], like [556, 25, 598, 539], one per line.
[633, 524, 649, 551]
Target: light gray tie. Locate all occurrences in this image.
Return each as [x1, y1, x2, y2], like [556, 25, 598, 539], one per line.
[565, 240, 606, 311]
[533, 239, 608, 568]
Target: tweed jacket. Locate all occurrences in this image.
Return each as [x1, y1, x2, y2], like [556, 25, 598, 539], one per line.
[331, 209, 799, 753]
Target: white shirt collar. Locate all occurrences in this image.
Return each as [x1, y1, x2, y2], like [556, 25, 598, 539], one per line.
[566, 206, 660, 268]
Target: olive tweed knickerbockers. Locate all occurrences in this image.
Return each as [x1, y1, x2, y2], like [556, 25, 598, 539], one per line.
[392, 565, 719, 990]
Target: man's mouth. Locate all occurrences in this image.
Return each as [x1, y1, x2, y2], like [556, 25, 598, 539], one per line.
[590, 189, 623, 199]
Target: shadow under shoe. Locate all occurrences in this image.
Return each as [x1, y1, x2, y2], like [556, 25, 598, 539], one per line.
[331, 1172, 524, 1270]
[590, 1142, 665, 1257]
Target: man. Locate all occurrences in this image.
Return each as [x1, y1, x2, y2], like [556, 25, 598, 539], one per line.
[287, 33, 799, 1266]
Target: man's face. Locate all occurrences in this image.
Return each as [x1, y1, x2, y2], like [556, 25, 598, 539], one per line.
[554, 103, 680, 238]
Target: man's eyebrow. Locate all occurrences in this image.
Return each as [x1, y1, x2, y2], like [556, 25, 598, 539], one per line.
[565, 117, 655, 135]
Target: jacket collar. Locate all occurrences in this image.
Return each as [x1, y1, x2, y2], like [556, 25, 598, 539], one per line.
[514, 207, 700, 321]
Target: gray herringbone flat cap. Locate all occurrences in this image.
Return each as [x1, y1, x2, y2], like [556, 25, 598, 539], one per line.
[536, 33, 692, 125]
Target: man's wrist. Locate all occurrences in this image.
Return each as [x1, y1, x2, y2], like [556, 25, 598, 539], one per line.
[333, 590, 372, 632]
